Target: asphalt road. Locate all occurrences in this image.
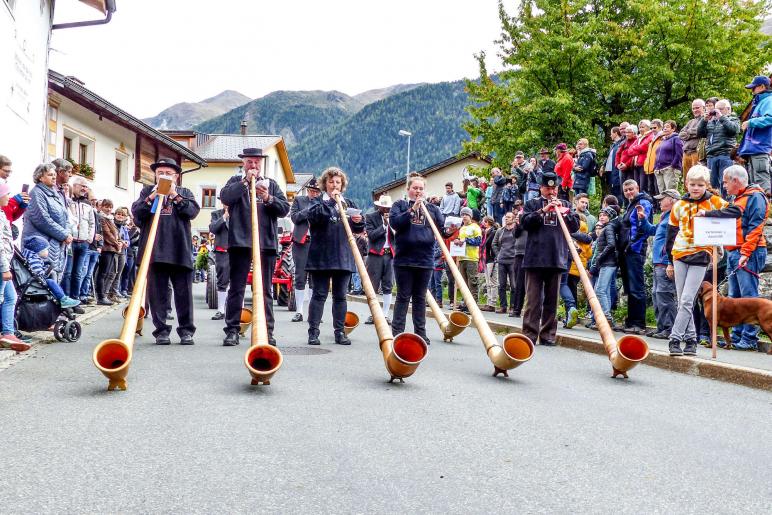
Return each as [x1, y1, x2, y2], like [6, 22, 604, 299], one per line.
[0, 284, 770, 514]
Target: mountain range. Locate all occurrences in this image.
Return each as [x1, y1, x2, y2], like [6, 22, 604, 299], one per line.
[144, 80, 471, 205]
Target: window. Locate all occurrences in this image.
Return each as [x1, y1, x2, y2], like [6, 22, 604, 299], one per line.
[79, 144, 88, 165]
[115, 156, 128, 189]
[63, 137, 73, 160]
[201, 187, 216, 208]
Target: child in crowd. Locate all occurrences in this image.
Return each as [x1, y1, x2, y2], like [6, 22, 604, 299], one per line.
[0, 182, 28, 351]
[22, 235, 81, 309]
[588, 206, 620, 330]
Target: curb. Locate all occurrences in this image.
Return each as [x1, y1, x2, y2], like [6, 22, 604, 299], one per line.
[346, 295, 772, 391]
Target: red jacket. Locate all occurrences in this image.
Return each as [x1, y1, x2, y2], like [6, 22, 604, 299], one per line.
[628, 131, 654, 167]
[615, 136, 637, 171]
[1, 195, 27, 223]
[555, 153, 574, 189]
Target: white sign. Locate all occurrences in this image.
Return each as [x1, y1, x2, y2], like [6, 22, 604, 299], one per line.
[693, 217, 736, 246]
[449, 241, 466, 257]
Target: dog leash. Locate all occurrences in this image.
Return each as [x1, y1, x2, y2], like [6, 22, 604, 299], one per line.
[716, 265, 765, 289]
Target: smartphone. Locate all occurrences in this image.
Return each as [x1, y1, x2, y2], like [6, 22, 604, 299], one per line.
[21, 184, 29, 193]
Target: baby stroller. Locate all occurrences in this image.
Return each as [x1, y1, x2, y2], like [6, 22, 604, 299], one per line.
[11, 248, 82, 342]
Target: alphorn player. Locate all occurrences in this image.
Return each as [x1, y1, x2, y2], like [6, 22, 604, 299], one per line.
[389, 175, 444, 345]
[305, 167, 364, 346]
[289, 176, 321, 322]
[364, 194, 395, 325]
[208, 202, 229, 320]
[131, 158, 200, 345]
[520, 171, 579, 347]
[220, 148, 290, 347]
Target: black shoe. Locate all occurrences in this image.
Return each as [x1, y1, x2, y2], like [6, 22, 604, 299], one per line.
[291, 313, 303, 322]
[72, 305, 85, 315]
[650, 331, 670, 340]
[540, 340, 557, 347]
[308, 329, 320, 346]
[669, 339, 683, 356]
[223, 332, 239, 346]
[364, 315, 374, 325]
[334, 332, 351, 345]
[683, 339, 698, 356]
[179, 334, 194, 345]
[97, 298, 113, 306]
[623, 326, 646, 335]
[211, 311, 224, 320]
[268, 335, 277, 347]
[418, 334, 430, 346]
[155, 335, 171, 345]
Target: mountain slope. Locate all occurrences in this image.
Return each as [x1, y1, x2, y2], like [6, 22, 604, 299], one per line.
[143, 90, 251, 130]
[352, 83, 424, 108]
[194, 90, 360, 147]
[290, 80, 471, 206]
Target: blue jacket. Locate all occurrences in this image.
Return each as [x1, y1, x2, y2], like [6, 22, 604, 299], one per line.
[574, 148, 597, 190]
[618, 193, 653, 255]
[21, 247, 52, 278]
[389, 200, 444, 269]
[738, 90, 772, 156]
[22, 183, 70, 273]
[639, 210, 670, 265]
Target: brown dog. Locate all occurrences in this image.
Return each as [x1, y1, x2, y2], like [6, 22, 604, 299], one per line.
[699, 281, 772, 353]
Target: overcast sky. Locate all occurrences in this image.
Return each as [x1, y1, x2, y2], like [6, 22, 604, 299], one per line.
[49, 0, 505, 118]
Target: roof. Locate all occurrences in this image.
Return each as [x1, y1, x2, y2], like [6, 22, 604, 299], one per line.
[372, 152, 492, 196]
[193, 134, 296, 184]
[48, 70, 207, 167]
[287, 173, 314, 194]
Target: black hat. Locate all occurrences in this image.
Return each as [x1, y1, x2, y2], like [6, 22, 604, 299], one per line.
[150, 158, 181, 173]
[540, 171, 558, 187]
[306, 177, 320, 190]
[238, 148, 267, 159]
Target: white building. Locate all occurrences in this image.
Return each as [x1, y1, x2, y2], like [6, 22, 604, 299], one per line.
[47, 70, 206, 207]
[0, 0, 114, 191]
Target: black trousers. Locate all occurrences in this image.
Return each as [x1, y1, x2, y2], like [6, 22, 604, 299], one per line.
[308, 270, 350, 334]
[391, 266, 432, 337]
[292, 242, 310, 290]
[96, 251, 116, 299]
[512, 254, 526, 313]
[225, 247, 276, 336]
[147, 262, 195, 338]
[497, 262, 516, 310]
[523, 267, 562, 344]
[214, 251, 230, 292]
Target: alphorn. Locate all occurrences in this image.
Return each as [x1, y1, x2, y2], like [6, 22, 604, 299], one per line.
[420, 203, 534, 376]
[92, 176, 173, 391]
[334, 194, 427, 382]
[425, 290, 470, 342]
[552, 201, 649, 377]
[244, 177, 283, 385]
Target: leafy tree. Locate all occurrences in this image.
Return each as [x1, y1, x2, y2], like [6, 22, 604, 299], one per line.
[463, 0, 772, 168]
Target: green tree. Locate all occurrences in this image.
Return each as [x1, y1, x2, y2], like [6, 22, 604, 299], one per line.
[463, 0, 772, 168]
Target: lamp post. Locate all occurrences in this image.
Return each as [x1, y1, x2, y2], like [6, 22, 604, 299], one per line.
[398, 129, 412, 195]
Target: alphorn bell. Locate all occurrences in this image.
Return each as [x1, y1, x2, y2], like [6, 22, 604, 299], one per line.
[334, 194, 427, 382]
[244, 177, 283, 385]
[425, 290, 470, 342]
[552, 201, 649, 377]
[92, 176, 173, 391]
[420, 203, 534, 376]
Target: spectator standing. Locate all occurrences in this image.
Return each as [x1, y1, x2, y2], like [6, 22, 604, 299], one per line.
[701, 165, 769, 350]
[642, 119, 663, 197]
[439, 182, 461, 217]
[62, 176, 94, 300]
[653, 120, 684, 193]
[679, 98, 706, 178]
[492, 211, 517, 314]
[537, 148, 556, 175]
[698, 99, 740, 196]
[501, 176, 518, 214]
[574, 193, 597, 233]
[573, 138, 596, 196]
[603, 126, 624, 203]
[95, 199, 119, 306]
[629, 120, 654, 193]
[637, 189, 679, 339]
[619, 179, 653, 334]
[616, 125, 639, 191]
[465, 178, 484, 211]
[121, 217, 139, 297]
[561, 217, 592, 328]
[79, 193, 102, 303]
[22, 163, 72, 280]
[110, 207, 130, 299]
[452, 207, 482, 312]
[737, 75, 772, 196]
[489, 168, 507, 223]
[428, 241, 444, 303]
[524, 157, 542, 202]
[587, 207, 619, 329]
[479, 215, 498, 312]
[553, 143, 574, 200]
[0, 154, 30, 226]
[510, 152, 527, 195]
[664, 165, 728, 356]
[0, 182, 27, 351]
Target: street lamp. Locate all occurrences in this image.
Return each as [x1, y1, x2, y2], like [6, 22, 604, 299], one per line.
[398, 129, 412, 195]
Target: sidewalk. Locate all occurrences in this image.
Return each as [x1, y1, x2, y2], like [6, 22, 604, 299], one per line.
[0, 301, 123, 369]
[347, 295, 772, 391]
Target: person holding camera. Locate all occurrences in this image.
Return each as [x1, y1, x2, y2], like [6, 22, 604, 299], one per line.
[698, 99, 740, 196]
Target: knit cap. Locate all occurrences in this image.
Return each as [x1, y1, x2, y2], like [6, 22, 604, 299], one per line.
[24, 235, 48, 254]
[460, 207, 473, 218]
